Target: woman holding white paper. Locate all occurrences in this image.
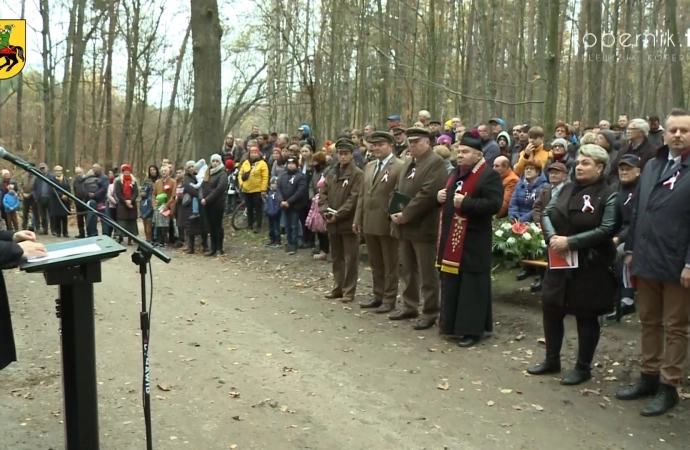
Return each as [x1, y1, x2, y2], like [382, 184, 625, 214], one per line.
[527, 144, 621, 386]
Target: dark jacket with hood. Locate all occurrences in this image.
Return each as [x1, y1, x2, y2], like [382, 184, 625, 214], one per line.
[647, 127, 664, 150]
[277, 168, 309, 211]
[299, 124, 317, 153]
[508, 172, 549, 223]
[612, 177, 638, 244]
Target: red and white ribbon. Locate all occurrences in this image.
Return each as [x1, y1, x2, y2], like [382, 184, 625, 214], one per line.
[343, 179, 349, 187]
[663, 171, 680, 190]
[407, 168, 416, 179]
[454, 180, 464, 194]
[382, 170, 389, 182]
[289, 175, 295, 184]
[624, 192, 633, 205]
[581, 194, 594, 213]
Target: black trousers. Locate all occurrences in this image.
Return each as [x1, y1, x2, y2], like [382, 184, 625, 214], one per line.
[207, 204, 225, 251]
[317, 232, 329, 254]
[542, 309, 600, 366]
[51, 216, 68, 236]
[244, 192, 263, 229]
[21, 197, 36, 229]
[299, 205, 315, 246]
[36, 198, 50, 232]
[75, 202, 87, 237]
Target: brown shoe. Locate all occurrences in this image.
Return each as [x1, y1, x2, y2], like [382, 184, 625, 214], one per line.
[375, 304, 394, 314]
[388, 309, 419, 321]
[360, 298, 382, 309]
[324, 292, 343, 300]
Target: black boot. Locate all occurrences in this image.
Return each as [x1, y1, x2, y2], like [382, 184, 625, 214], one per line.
[616, 373, 660, 400]
[560, 361, 592, 386]
[530, 275, 543, 293]
[527, 358, 561, 375]
[184, 236, 195, 254]
[204, 248, 217, 257]
[516, 268, 531, 281]
[640, 383, 679, 417]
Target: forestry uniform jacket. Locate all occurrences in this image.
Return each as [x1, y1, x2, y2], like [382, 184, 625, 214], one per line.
[393, 150, 448, 242]
[318, 162, 363, 234]
[354, 154, 404, 236]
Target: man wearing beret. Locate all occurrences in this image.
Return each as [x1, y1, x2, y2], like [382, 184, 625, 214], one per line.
[354, 131, 404, 314]
[389, 127, 448, 330]
[319, 138, 364, 302]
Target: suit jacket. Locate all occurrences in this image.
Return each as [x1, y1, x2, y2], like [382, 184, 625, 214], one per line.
[394, 150, 448, 242]
[626, 146, 690, 283]
[354, 155, 404, 236]
[318, 162, 363, 234]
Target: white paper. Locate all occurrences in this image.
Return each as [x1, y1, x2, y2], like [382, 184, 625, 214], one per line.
[27, 243, 102, 263]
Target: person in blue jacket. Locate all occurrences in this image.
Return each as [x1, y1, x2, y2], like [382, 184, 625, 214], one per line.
[508, 160, 549, 223]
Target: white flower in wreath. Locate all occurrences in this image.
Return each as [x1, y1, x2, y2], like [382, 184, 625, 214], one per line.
[495, 229, 504, 237]
[501, 222, 512, 231]
[529, 222, 541, 233]
[506, 237, 517, 245]
[523, 232, 532, 240]
[540, 239, 546, 248]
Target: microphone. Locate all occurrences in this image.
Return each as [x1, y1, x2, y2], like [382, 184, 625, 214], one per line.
[0, 146, 171, 264]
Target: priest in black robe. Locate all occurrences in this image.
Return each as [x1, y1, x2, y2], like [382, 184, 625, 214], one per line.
[436, 130, 504, 347]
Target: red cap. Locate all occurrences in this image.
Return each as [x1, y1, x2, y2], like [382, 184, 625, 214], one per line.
[224, 159, 235, 170]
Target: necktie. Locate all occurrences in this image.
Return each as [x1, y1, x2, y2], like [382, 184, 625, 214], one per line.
[373, 161, 382, 180]
[659, 159, 674, 181]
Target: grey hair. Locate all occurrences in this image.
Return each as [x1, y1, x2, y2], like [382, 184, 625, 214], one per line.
[629, 118, 650, 135]
[578, 144, 610, 168]
[418, 110, 430, 118]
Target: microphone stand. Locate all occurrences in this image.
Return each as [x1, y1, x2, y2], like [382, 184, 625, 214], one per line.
[0, 147, 169, 450]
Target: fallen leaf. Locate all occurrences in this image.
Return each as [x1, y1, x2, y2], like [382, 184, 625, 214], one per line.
[512, 405, 523, 411]
[532, 404, 544, 411]
[200, 299, 207, 305]
[500, 389, 513, 394]
[487, 400, 495, 406]
[537, 338, 546, 344]
[265, 353, 273, 357]
[437, 380, 450, 390]
[229, 391, 240, 398]
[230, 445, 237, 449]
[285, 425, 297, 428]
[157, 383, 171, 392]
[283, 349, 292, 354]
[515, 334, 525, 341]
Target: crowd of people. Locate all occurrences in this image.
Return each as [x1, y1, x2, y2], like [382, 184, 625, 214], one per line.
[0, 108, 689, 419]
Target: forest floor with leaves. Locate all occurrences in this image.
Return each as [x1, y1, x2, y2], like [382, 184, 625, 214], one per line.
[1, 227, 689, 449]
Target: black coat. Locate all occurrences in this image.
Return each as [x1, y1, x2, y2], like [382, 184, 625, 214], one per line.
[0, 230, 24, 371]
[626, 146, 690, 284]
[113, 176, 139, 221]
[613, 178, 638, 244]
[179, 172, 208, 235]
[542, 179, 620, 317]
[277, 170, 309, 211]
[49, 175, 72, 218]
[612, 137, 658, 175]
[202, 167, 228, 209]
[437, 166, 504, 273]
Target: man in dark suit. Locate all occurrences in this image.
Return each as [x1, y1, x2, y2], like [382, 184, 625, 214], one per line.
[353, 131, 404, 314]
[0, 230, 47, 371]
[617, 108, 690, 417]
[389, 127, 448, 330]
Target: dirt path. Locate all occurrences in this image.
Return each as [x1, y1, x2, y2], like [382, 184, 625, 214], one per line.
[1, 230, 688, 449]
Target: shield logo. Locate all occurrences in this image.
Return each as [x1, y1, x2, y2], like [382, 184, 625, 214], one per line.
[0, 19, 26, 80]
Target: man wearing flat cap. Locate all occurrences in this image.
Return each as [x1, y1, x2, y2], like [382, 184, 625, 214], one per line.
[436, 130, 503, 347]
[319, 138, 363, 303]
[392, 127, 409, 158]
[353, 131, 404, 313]
[606, 153, 641, 321]
[389, 126, 448, 330]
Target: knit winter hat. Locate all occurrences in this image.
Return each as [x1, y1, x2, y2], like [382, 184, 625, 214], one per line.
[598, 130, 618, 150]
[194, 158, 206, 170]
[185, 160, 195, 169]
[210, 154, 222, 163]
[551, 138, 569, 150]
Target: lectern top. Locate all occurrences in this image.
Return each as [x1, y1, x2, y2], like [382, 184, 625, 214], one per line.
[20, 235, 126, 274]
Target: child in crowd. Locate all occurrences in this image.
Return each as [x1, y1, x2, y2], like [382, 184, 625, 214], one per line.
[190, 159, 207, 219]
[140, 185, 153, 242]
[264, 176, 282, 248]
[277, 157, 308, 255]
[153, 192, 169, 247]
[2, 184, 19, 231]
[225, 159, 238, 214]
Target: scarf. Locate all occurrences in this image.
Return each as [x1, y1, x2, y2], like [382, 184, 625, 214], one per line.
[436, 158, 488, 274]
[122, 174, 133, 199]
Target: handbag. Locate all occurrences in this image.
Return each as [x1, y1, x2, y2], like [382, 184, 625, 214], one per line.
[182, 193, 192, 206]
[305, 194, 327, 233]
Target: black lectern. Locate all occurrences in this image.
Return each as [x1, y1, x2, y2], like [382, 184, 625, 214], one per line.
[20, 235, 126, 450]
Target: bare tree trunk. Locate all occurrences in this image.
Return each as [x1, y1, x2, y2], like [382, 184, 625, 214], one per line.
[58, 0, 77, 164]
[162, 24, 191, 154]
[542, 0, 560, 132]
[117, 0, 141, 167]
[39, 0, 55, 166]
[586, 0, 602, 125]
[190, 0, 223, 159]
[665, 0, 685, 107]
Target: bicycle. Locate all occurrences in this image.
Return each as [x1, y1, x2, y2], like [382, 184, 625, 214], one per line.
[228, 201, 249, 230]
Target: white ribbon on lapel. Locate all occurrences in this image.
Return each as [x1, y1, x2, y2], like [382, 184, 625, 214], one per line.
[407, 168, 416, 179]
[581, 194, 594, 213]
[624, 192, 633, 205]
[343, 179, 349, 187]
[289, 175, 295, 184]
[454, 180, 464, 194]
[663, 170, 680, 190]
[382, 170, 389, 182]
